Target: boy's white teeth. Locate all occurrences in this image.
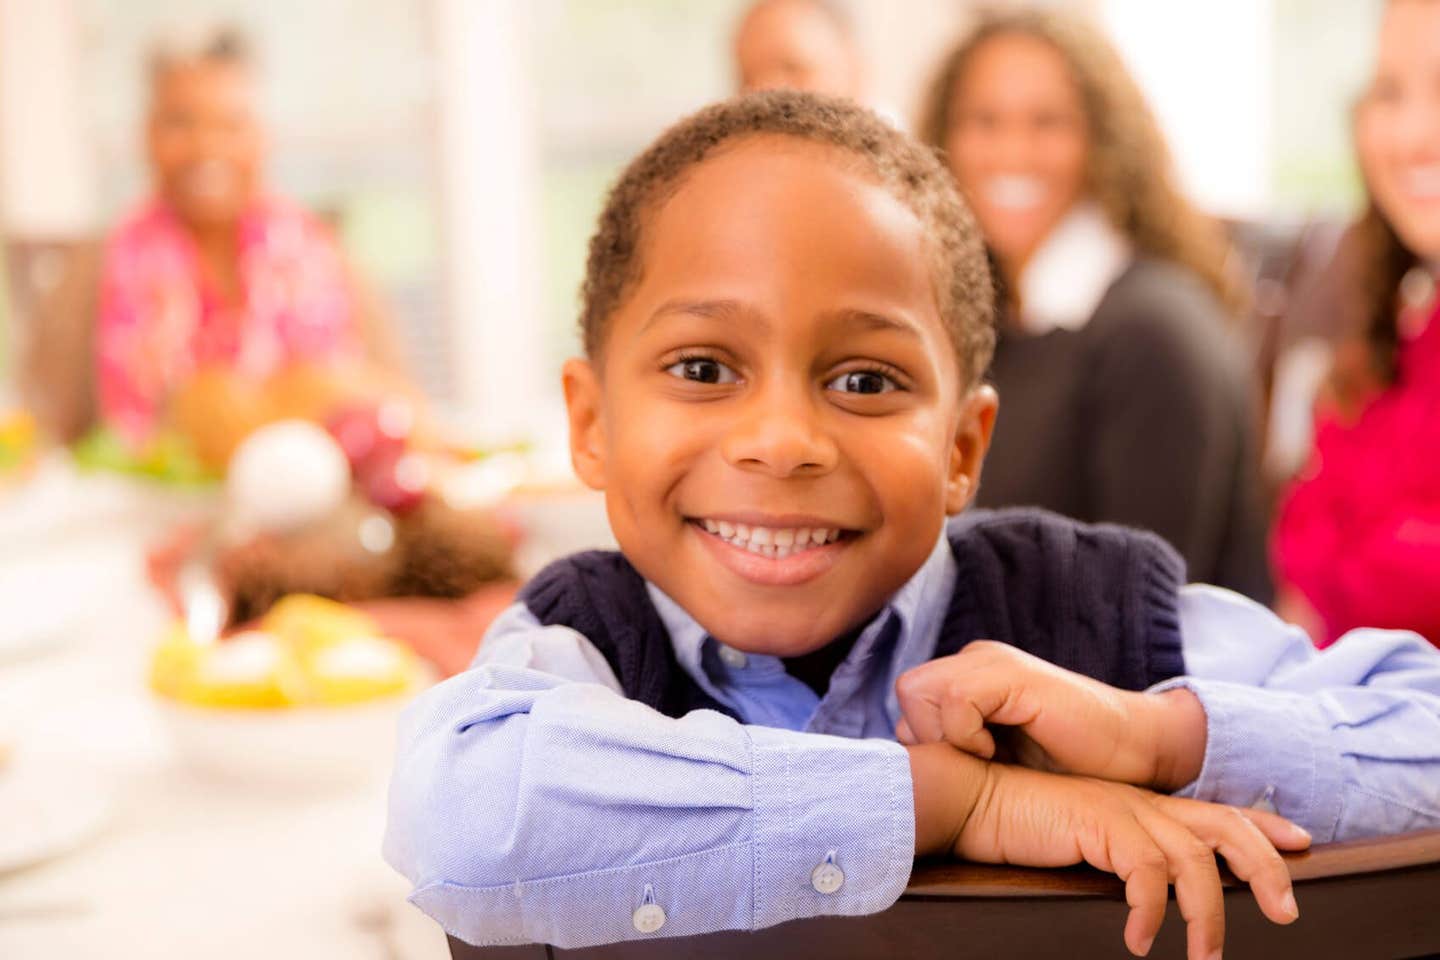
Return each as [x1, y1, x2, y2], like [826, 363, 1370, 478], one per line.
[699, 519, 842, 557]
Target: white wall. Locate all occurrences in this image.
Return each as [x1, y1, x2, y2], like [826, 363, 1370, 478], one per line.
[431, 0, 549, 441]
[1098, 0, 1274, 217]
[852, 0, 967, 126]
[0, 0, 98, 235]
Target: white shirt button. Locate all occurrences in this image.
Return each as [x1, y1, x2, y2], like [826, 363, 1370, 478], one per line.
[718, 645, 748, 669]
[632, 903, 666, 934]
[811, 861, 845, 895]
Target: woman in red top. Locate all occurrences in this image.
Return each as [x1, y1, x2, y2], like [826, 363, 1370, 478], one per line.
[1273, 0, 1440, 647]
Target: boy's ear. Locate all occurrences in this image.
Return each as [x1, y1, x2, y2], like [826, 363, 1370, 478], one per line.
[562, 357, 608, 491]
[945, 385, 998, 515]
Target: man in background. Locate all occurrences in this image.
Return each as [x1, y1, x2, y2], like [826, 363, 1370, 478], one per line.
[732, 0, 865, 100]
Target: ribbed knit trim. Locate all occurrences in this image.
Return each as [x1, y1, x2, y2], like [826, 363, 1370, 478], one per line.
[938, 509, 1186, 692]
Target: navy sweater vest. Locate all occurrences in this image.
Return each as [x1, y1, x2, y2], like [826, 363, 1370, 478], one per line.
[518, 509, 1187, 719]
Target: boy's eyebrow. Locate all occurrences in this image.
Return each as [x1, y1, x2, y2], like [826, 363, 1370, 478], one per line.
[820, 308, 926, 342]
[640, 300, 925, 343]
[640, 298, 757, 336]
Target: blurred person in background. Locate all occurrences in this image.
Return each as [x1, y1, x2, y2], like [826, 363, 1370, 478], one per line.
[38, 23, 521, 672]
[24, 23, 409, 466]
[919, 8, 1271, 602]
[733, 0, 864, 100]
[1272, 0, 1440, 648]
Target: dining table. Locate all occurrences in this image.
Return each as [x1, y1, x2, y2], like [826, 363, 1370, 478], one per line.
[0, 453, 454, 960]
[9, 453, 1440, 960]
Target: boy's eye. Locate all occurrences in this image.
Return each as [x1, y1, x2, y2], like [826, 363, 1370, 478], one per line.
[826, 370, 899, 395]
[665, 357, 739, 384]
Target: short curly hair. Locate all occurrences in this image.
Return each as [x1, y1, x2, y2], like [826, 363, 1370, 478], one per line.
[579, 89, 996, 387]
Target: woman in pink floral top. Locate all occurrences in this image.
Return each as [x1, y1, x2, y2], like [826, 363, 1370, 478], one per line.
[93, 25, 401, 446]
[1272, 0, 1440, 648]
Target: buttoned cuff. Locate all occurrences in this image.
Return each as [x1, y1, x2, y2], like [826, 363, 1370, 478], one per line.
[412, 726, 915, 949]
[412, 842, 761, 948]
[1150, 677, 1345, 841]
[747, 727, 915, 931]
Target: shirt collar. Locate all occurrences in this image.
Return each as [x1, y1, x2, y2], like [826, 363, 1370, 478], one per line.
[645, 528, 958, 727]
[1018, 201, 1132, 335]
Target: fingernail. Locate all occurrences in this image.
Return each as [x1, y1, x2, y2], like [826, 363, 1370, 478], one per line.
[1292, 824, 1312, 843]
[1136, 934, 1155, 956]
[1207, 951, 1223, 960]
[1281, 890, 1299, 920]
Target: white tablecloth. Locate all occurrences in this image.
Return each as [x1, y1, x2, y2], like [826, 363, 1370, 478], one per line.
[0, 457, 449, 960]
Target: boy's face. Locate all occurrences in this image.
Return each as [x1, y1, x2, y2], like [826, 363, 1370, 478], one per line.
[565, 137, 997, 656]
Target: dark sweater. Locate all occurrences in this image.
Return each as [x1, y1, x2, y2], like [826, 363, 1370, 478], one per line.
[977, 258, 1272, 602]
[517, 509, 1187, 720]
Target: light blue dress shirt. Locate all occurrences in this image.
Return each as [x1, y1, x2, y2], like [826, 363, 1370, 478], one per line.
[383, 535, 1440, 949]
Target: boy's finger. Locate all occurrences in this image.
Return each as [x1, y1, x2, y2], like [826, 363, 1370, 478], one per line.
[1233, 806, 1312, 852]
[1156, 798, 1302, 926]
[896, 718, 917, 745]
[895, 697, 944, 744]
[1123, 867, 1168, 958]
[938, 695, 997, 759]
[894, 677, 999, 757]
[894, 673, 946, 744]
[896, 658, 1034, 752]
[1132, 802, 1226, 960]
[1087, 808, 1169, 957]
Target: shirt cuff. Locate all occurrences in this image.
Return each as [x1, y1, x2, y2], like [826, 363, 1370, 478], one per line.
[1150, 677, 1345, 841]
[748, 727, 915, 931]
[410, 725, 915, 949]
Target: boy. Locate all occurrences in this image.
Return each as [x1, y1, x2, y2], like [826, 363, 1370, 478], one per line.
[384, 92, 1440, 958]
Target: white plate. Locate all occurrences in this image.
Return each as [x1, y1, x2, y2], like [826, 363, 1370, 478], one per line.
[0, 747, 114, 875]
[0, 555, 119, 664]
[157, 673, 434, 790]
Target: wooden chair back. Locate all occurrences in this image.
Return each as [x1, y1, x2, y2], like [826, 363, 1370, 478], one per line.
[448, 828, 1440, 959]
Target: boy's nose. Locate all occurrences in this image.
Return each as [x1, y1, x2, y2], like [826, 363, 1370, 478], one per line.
[719, 391, 838, 478]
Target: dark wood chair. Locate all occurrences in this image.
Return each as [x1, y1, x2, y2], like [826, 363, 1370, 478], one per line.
[447, 828, 1440, 959]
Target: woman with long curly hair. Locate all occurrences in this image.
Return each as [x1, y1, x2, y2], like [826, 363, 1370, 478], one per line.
[919, 9, 1270, 601]
[1272, 0, 1440, 648]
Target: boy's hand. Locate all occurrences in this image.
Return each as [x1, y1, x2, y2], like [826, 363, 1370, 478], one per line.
[908, 744, 1310, 960]
[896, 641, 1206, 791]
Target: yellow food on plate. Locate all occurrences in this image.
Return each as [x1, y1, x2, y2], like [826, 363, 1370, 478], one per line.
[260, 594, 381, 659]
[151, 594, 418, 709]
[184, 631, 307, 708]
[0, 409, 38, 479]
[149, 622, 207, 700]
[308, 635, 415, 706]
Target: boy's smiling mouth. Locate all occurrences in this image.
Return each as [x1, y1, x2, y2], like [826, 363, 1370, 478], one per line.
[686, 514, 859, 587]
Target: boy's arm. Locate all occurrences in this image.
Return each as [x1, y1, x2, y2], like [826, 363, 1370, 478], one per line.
[896, 586, 1440, 842]
[912, 745, 1305, 960]
[1155, 585, 1440, 841]
[387, 607, 1305, 956]
[383, 619, 915, 949]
